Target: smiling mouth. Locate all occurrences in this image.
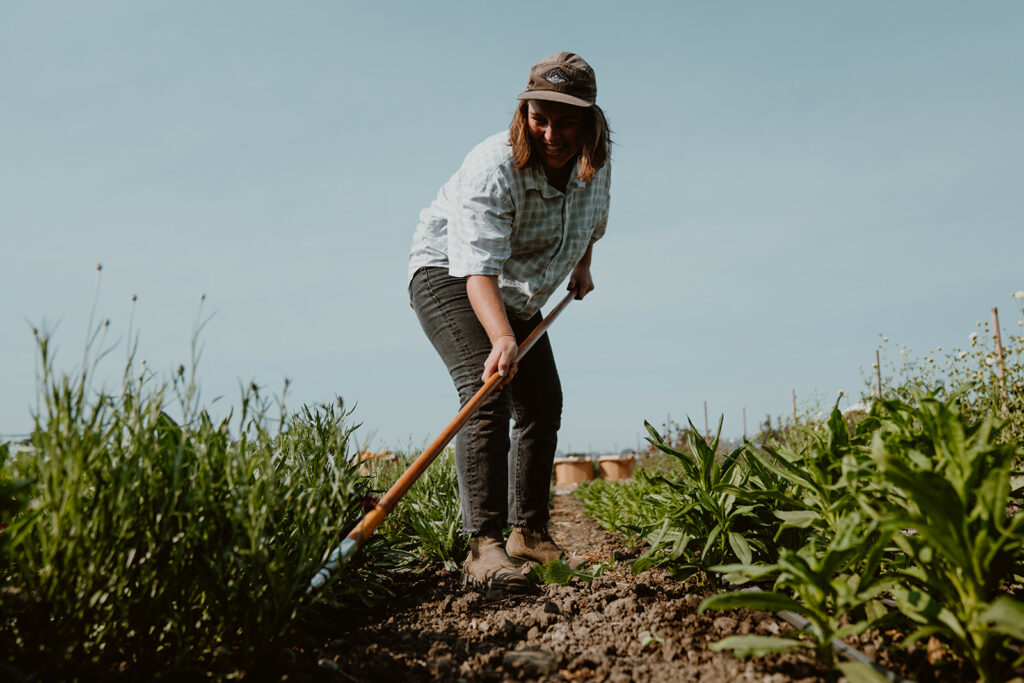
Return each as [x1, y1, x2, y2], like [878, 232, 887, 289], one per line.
[544, 144, 565, 154]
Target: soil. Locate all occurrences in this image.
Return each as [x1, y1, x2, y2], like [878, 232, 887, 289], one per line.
[276, 495, 993, 683]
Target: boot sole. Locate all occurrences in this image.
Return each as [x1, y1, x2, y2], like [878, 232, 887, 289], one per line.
[461, 571, 534, 595]
[508, 553, 566, 565]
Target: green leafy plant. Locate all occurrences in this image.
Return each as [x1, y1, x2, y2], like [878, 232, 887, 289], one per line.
[864, 393, 1024, 682]
[739, 400, 881, 544]
[700, 512, 897, 681]
[526, 558, 608, 585]
[630, 417, 772, 583]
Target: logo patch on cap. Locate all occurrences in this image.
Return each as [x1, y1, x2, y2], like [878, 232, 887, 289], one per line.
[542, 68, 570, 84]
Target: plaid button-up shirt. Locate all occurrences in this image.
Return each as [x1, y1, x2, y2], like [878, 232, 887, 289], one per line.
[409, 131, 610, 319]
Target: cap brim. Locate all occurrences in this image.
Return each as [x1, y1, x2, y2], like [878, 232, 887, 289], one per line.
[517, 90, 594, 107]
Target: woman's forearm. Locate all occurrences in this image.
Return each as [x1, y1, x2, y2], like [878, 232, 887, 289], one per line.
[466, 275, 518, 382]
[466, 275, 514, 342]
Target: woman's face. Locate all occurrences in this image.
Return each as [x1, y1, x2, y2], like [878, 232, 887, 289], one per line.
[526, 99, 585, 170]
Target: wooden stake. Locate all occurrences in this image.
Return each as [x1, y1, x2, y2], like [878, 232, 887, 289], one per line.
[992, 307, 1010, 417]
[875, 349, 882, 399]
[792, 389, 797, 425]
[742, 405, 747, 440]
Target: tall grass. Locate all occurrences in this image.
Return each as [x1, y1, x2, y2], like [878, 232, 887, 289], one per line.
[1, 321, 393, 680]
[368, 449, 468, 571]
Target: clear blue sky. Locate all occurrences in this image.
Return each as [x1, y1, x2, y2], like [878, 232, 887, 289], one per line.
[3, 1, 1022, 453]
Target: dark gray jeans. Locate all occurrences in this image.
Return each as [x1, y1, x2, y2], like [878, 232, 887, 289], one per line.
[409, 267, 562, 535]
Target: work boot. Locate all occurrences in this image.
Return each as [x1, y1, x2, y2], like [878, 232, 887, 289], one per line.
[506, 526, 564, 565]
[463, 532, 532, 593]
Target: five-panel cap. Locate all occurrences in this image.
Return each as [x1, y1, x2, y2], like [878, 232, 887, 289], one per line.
[517, 52, 597, 107]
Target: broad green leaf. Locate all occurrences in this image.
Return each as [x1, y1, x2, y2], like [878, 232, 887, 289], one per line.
[708, 634, 808, 658]
[666, 530, 694, 561]
[836, 661, 891, 683]
[720, 486, 805, 510]
[827, 404, 850, 451]
[700, 524, 722, 561]
[865, 599, 888, 623]
[900, 624, 949, 649]
[710, 562, 779, 581]
[878, 457, 969, 566]
[834, 619, 870, 641]
[699, 590, 808, 616]
[727, 531, 753, 565]
[751, 447, 816, 490]
[977, 596, 1024, 640]
[893, 586, 967, 641]
[536, 559, 575, 585]
[631, 556, 660, 573]
[773, 509, 818, 529]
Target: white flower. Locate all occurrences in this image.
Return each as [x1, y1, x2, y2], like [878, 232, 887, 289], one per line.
[1013, 291, 1024, 300]
[958, 351, 968, 359]
[969, 332, 978, 342]
[986, 357, 996, 366]
[883, 337, 889, 342]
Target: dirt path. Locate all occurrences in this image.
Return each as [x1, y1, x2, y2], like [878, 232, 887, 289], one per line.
[282, 494, 979, 682]
[285, 495, 832, 682]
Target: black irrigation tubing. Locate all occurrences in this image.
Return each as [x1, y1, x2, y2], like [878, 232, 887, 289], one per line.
[775, 606, 911, 682]
[733, 585, 914, 683]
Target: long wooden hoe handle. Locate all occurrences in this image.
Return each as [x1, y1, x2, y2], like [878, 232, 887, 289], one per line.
[308, 290, 576, 593]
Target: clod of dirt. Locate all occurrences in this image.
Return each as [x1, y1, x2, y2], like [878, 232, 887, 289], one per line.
[713, 615, 738, 631]
[502, 647, 557, 676]
[604, 596, 639, 617]
[451, 591, 481, 615]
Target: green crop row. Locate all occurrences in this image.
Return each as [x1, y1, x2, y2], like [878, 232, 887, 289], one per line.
[577, 395, 1024, 682]
[0, 323, 466, 681]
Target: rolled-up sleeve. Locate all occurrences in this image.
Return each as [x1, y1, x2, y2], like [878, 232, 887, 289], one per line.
[447, 168, 515, 277]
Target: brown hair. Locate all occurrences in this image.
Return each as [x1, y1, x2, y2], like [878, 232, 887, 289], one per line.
[509, 101, 612, 183]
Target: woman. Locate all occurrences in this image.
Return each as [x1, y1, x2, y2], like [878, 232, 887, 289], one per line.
[408, 52, 611, 592]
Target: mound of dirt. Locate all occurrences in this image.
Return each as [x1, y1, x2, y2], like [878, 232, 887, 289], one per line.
[281, 495, 974, 682]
